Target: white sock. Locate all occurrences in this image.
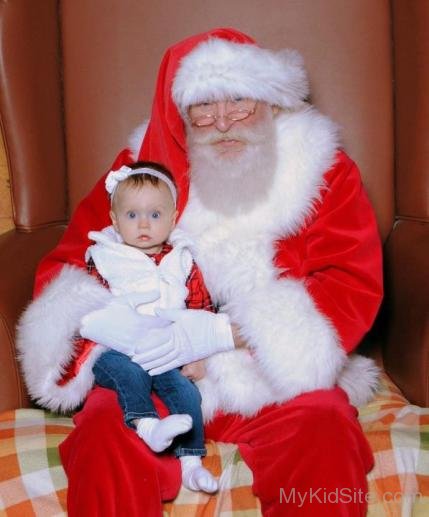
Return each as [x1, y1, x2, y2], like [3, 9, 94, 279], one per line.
[136, 414, 193, 452]
[180, 455, 219, 493]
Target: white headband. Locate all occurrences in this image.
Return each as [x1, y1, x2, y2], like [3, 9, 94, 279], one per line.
[105, 165, 177, 206]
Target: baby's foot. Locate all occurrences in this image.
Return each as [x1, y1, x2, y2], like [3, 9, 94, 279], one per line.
[180, 455, 219, 493]
[136, 414, 192, 452]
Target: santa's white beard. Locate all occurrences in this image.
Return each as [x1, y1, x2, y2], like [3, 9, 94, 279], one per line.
[186, 116, 278, 216]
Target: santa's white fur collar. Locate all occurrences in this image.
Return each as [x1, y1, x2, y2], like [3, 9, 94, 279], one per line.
[179, 107, 339, 241]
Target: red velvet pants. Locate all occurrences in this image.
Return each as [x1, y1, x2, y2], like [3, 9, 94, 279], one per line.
[60, 386, 373, 516]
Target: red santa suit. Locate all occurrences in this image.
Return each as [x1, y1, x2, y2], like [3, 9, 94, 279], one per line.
[17, 28, 382, 516]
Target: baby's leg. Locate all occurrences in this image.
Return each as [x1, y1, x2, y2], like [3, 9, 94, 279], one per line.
[93, 350, 158, 425]
[153, 369, 218, 493]
[93, 351, 193, 453]
[180, 455, 218, 493]
[136, 414, 193, 453]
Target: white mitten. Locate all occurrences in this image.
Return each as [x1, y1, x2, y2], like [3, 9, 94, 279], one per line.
[79, 291, 170, 356]
[132, 308, 234, 375]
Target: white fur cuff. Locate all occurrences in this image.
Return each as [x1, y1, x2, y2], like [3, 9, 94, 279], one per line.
[16, 266, 112, 412]
[230, 277, 347, 400]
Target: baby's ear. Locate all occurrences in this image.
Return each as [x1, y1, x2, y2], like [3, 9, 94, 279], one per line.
[110, 210, 118, 230]
[172, 209, 179, 225]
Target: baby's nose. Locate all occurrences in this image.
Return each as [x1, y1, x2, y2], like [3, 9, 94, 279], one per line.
[138, 216, 150, 228]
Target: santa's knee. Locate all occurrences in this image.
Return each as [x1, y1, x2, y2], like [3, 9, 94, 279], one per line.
[281, 387, 373, 485]
[74, 386, 126, 434]
[285, 388, 371, 463]
[299, 387, 366, 442]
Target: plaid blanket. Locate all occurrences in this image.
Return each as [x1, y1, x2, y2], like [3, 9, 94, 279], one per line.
[359, 375, 429, 516]
[0, 373, 428, 516]
[0, 409, 70, 516]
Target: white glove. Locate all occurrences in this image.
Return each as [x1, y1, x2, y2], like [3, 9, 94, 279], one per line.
[132, 308, 235, 375]
[79, 291, 170, 356]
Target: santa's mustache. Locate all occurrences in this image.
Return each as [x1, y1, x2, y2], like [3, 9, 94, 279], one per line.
[189, 125, 267, 146]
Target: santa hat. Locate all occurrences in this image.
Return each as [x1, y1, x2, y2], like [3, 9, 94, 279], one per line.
[103, 29, 308, 217]
[172, 37, 309, 114]
[136, 28, 258, 215]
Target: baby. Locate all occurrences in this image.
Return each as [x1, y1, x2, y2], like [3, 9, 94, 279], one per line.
[85, 161, 217, 493]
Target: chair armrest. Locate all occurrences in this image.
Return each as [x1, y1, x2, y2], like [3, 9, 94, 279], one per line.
[382, 219, 429, 407]
[0, 226, 65, 411]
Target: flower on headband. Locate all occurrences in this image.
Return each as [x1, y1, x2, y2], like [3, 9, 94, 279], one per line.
[105, 165, 133, 196]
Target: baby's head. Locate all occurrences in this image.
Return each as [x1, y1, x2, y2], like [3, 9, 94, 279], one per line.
[106, 162, 178, 254]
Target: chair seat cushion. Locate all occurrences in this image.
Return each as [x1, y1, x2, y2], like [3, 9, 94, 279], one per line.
[0, 373, 428, 516]
[359, 374, 429, 515]
[0, 409, 71, 515]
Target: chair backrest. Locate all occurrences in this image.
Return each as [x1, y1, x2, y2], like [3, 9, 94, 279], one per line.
[383, 1, 429, 405]
[0, 0, 428, 405]
[1, 0, 394, 236]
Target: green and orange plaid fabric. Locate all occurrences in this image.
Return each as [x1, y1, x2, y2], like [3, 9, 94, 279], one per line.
[360, 375, 429, 516]
[0, 409, 70, 516]
[1, 372, 429, 516]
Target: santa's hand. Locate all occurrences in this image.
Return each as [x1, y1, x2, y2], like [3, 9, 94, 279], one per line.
[132, 308, 234, 375]
[182, 360, 206, 382]
[79, 291, 169, 355]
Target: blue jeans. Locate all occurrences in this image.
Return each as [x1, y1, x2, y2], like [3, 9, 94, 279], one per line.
[93, 349, 206, 457]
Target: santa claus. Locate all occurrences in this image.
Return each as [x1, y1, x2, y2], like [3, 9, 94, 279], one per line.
[17, 28, 382, 516]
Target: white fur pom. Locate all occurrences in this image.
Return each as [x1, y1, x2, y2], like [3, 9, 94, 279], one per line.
[128, 121, 148, 161]
[337, 354, 381, 407]
[16, 266, 112, 412]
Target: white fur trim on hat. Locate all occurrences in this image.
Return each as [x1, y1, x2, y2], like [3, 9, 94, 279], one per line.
[172, 37, 309, 112]
[128, 121, 148, 160]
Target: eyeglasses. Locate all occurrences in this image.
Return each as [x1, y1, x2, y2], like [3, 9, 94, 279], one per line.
[189, 99, 257, 127]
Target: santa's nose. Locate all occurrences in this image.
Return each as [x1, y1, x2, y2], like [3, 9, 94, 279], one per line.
[213, 102, 236, 132]
[215, 120, 235, 132]
[214, 117, 235, 132]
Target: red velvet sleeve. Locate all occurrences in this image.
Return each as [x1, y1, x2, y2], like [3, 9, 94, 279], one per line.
[33, 149, 133, 297]
[274, 151, 383, 353]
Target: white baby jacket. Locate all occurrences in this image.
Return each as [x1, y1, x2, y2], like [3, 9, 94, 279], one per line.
[85, 226, 194, 315]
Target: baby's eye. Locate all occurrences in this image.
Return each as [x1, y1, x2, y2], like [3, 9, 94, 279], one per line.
[151, 211, 161, 219]
[126, 211, 136, 219]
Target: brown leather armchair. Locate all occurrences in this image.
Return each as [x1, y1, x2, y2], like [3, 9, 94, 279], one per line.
[1, 0, 427, 412]
[0, 1, 428, 512]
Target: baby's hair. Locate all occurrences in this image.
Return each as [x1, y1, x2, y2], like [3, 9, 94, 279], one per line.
[112, 161, 177, 204]
[123, 161, 177, 190]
